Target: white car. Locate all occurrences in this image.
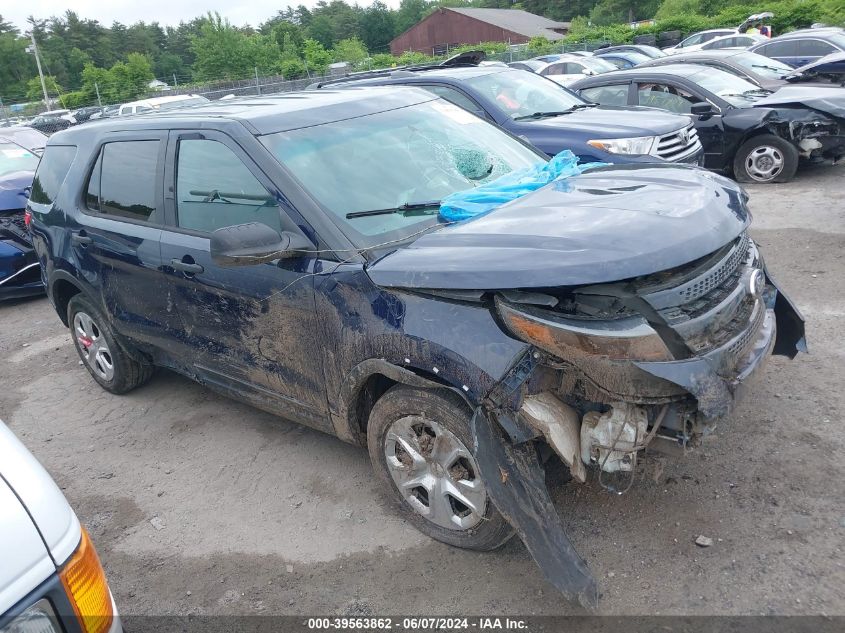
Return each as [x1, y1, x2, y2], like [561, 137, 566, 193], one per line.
[664, 29, 740, 54]
[509, 55, 617, 87]
[0, 421, 122, 633]
[698, 33, 767, 52]
[118, 93, 209, 116]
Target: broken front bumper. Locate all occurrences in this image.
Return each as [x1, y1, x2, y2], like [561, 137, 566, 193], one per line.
[471, 272, 805, 607]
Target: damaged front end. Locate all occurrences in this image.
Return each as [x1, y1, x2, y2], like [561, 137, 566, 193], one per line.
[471, 231, 805, 605]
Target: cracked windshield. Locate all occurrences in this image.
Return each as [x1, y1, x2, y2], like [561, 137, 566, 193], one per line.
[260, 98, 541, 244]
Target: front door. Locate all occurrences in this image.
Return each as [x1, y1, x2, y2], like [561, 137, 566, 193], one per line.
[157, 130, 330, 430]
[635, 81, 725, 169]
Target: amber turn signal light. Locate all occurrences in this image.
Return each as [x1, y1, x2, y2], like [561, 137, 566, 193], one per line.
[59, 528, 114, 633]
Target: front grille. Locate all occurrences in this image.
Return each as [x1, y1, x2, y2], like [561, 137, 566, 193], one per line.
[725, 301, 765, 361]
[654, 123, 701, 162]
[677, 233, 750, 302]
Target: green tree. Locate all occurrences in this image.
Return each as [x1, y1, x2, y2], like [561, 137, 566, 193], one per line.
[191, 12, 253, 80]
[333, 37, 368, 64]
[303, 38, 333, 75]
[395, 0, 431, 33]
[360, 2, 396, 52]
[26, 75, 62, 102]
[655, 0, 703, 20]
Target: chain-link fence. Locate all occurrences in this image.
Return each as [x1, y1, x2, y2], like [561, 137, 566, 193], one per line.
[0, 70, 338, 136]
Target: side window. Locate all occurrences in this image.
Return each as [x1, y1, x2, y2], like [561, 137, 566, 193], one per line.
[422, 85, 486, 118]
[681, 33, 703, 47]
[706, 37, 734, 49]
[29, 145, 77, 206]
[637, 83, 696, 114]
[175, 139, 280, 234]
[543, 63, 566, 75]
[86, 140, 160, 221]
[580, 84, 629, 106]
[759, 40, 798, 57]
[798, 39, 836, 56]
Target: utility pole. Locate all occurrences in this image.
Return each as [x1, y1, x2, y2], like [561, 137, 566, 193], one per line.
[0, 97, 9, 126]
[255, 67, 261, 95]
[94, 82, 102, 107]
[27, 31, 51, 108]
[173, 73, 178, 89]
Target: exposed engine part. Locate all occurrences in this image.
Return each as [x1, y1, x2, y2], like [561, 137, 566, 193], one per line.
[797, 138, 824, 158]
[580, 403, 649, 473]
[520, 392, 587, 483]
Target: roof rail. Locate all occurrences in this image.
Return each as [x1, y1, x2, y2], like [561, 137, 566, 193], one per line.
[310, 50, 488, 89]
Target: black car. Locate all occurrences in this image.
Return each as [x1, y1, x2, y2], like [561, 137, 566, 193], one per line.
[571, 63, 845, 183]
[311, 64, 703, 165]
[635, 50, 813, 91]
[71, 106, 105, 123]
[30, 88, 803, 604]
[28, 115, 73, 135]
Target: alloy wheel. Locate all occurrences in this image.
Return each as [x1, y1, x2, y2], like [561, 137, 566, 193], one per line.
[73, 311, 115, 382]
[745, 145, 785, 182]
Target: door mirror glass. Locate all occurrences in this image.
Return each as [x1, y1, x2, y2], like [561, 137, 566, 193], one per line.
[691, 101, 714, 115]
[582, 68, 594, 75]
[209, 222, 311, 266]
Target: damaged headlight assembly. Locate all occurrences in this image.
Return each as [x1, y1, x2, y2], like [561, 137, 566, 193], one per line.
[496, 297, 674, 362]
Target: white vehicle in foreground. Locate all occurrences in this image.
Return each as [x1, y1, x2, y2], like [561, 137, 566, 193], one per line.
[0, 421, 122, 633]
[118, 93, 209, 116]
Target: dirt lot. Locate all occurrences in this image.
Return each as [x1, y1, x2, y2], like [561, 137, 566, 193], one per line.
[2, 164, 844, 617]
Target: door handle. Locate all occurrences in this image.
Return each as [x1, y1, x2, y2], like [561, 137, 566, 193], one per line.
[170, 258, 204, 274]
[71, 232, 92, 246]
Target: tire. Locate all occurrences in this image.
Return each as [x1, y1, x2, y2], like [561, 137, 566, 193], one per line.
[733, 134, 799, 184]
[367, 385, 514, 551]
[67, 294, 154, 394]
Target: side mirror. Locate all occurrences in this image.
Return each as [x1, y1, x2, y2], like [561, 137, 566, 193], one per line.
[582, 68, 595, 75]
[210, 222, 312, 266]
[690, 101, 714, 116]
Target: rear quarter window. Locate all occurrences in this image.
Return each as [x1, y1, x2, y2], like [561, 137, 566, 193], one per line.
[30, 145, 77, 206]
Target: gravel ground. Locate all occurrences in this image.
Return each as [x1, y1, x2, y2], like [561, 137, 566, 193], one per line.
[1, 163, 843, 617]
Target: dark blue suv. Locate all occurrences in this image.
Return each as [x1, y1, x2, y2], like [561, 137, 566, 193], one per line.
[29, 88, 804, 605]
[311, 65, 704, 165]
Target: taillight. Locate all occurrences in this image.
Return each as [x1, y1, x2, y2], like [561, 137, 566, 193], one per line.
[59, 528, 114, 633]
[24, 209, 32, 229]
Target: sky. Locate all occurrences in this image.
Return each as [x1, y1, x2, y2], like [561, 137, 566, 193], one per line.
[4, 0, 400, 32]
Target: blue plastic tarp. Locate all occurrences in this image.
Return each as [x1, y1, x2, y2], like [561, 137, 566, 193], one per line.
[439, 150, 607, 223]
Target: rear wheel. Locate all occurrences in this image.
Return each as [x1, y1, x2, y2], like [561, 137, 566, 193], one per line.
[67, 294, 153, 394]
[367, 385, 514, 550]
[733, 134, 798, 183]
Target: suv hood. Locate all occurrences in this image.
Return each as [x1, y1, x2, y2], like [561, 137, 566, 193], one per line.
[367, 165, 749, 290]
[524, 105, 688, 137]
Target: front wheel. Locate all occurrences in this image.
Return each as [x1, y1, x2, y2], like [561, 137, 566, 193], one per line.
[367, 385, 514, 551]
[733, 134, 799, 184]
[68, 294, 154, 394]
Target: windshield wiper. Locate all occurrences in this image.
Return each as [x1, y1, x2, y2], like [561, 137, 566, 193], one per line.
[346, 201, 441, 219]
[743, 88, 772, 96]
[513, 110, 576, 121]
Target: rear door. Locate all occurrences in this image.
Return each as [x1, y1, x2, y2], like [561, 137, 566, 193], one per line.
[756, 39, 800, 66]
[157, 129, 329, 430]
[70, 133, 167, 347]
[795, 38, 840, 67]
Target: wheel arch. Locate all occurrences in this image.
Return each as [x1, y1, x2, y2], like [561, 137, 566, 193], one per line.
[331, 359, 475, 446]
[49, 272, 85, 326]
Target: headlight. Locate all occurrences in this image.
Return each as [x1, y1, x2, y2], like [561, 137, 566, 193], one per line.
[497, 298, 673, 362]
[59, 528, 114, 633]
[1, 599, 61, 633]
[587, 135, 657, 155]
